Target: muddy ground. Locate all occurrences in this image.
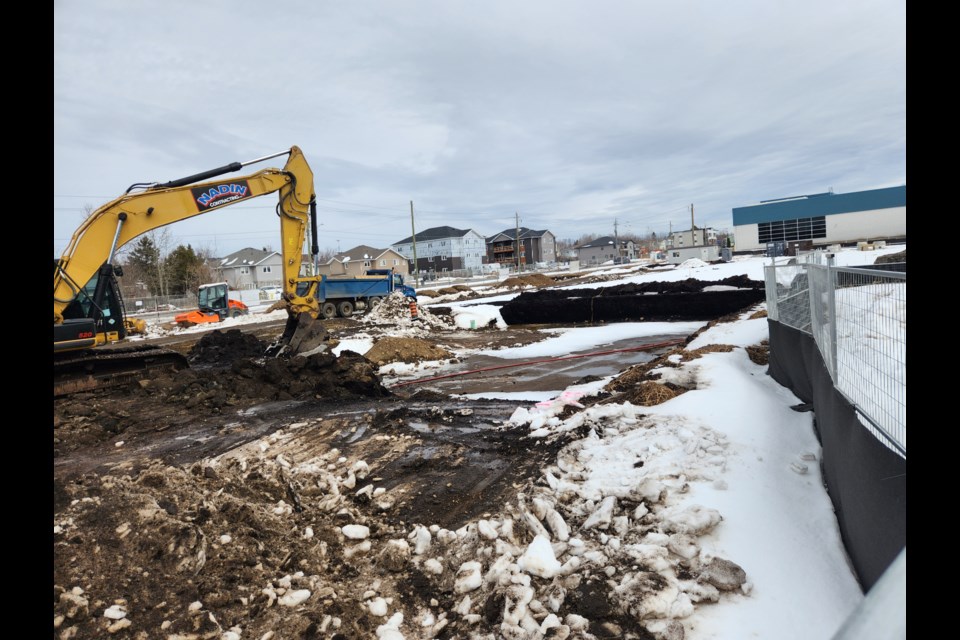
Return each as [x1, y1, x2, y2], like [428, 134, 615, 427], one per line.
[53, 277, 768, 640]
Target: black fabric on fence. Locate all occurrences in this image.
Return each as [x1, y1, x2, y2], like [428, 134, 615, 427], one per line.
[767, 320, 906, 592]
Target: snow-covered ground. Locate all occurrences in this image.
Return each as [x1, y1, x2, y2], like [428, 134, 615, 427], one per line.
[120, 245, 904, 638]
[398, 245, 903, 639]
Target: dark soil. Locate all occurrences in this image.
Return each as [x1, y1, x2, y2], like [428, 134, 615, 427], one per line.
[499, 276, 765, 324]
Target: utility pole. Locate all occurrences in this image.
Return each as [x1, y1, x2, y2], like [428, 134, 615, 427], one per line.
[410, 201, 419, 286]
[614, 218, 620, 260]
[515, 212, 521, 273]
[690, 203, 696, 245]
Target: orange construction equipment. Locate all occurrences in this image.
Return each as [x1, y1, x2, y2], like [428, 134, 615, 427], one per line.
[174, 282, 249, 327]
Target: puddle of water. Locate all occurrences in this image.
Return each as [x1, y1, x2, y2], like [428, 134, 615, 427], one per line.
[408, 421, 431, 434]
[404, 332, 683, 397]
[346, 424, 368, 443]
[238, 399, 307, 417]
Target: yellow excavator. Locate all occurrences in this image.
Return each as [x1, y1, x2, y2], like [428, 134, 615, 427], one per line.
[54, 146, 328, 395]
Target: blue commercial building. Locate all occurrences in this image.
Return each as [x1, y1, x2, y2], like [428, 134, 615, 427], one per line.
[732, 186, 906, 252]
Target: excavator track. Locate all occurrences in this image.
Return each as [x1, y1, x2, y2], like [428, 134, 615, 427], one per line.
[54, 344, 189, 397]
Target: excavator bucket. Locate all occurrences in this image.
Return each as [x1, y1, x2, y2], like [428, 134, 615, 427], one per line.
[265, 312, 328, 357]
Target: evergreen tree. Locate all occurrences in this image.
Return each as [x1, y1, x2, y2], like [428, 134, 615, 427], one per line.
[126, 236, 161, 295]
[164, 245, 210, 295]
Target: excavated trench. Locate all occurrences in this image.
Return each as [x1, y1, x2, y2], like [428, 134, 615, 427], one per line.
[498, 275, 766, 324]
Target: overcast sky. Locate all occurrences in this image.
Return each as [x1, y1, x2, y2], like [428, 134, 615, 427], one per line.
[54, 0, 905, 259]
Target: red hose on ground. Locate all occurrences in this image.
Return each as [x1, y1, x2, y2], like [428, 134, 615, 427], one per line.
[388, 338, 685, 388]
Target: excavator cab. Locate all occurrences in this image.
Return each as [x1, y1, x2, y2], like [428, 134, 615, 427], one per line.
[174, 282, 247, 327]
[54, 260, 128, 351]
[198, 283, 230, 317]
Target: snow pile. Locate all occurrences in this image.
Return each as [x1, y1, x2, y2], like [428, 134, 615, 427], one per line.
[448, 304, 508, 330]
[678, 258, 709, 269]
[360, 291, 454, 334]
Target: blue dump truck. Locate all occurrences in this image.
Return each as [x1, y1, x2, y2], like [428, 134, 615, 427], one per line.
[315, 268, 417, 318]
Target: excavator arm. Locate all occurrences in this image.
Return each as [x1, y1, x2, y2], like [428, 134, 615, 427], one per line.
[54, 147, 328, 394]
[55, 146, 320, 326]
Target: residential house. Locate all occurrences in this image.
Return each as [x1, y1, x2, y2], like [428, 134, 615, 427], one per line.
[667, 227, 718, 249]
[214, 248, 282, 290]
[315, 245, 410, 277]
[486, 228, 557, 268]
[575, 237, 637, 265]
[391, 226, 487, 274]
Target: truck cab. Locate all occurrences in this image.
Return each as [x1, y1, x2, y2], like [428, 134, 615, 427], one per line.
[365, 269, 416, 298]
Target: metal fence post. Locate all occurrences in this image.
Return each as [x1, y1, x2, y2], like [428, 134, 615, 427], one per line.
[827, 259, 838, 382]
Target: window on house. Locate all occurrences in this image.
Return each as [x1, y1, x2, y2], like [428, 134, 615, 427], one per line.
[364, 260, 371, 267]
[428, 243, 433, 248]
[262, 266, 271, 273]
[393, 259, 399, 265]
[380, 259, 386, 266]
[240, 267, 249, 274]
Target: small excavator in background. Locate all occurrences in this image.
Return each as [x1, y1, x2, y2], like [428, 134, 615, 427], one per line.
[174, 282, 250, 328]
[54, 146, 328, 396]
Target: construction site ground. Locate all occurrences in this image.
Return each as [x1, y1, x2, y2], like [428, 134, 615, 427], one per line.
[53, 272, 763, 640]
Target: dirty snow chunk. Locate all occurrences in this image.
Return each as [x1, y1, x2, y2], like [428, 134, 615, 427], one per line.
[477, 519, 499, 540]
[518, 535, 562, 578]
[545, 510, 570, 541]
[344, 540, 372, 559]
[424, 559, 444, 574]
[454, 561, 483, 594]
[582, 496, 617, 530]
[376, 612, 405, 640]
[646, 619, 686, 640]
[699, 557, 747, 591]
[342, 524, 370, 539]
[409, 525, 433, 556]
[667, 534, 700, 560]
[623, 544, 671, 572]
[352, 460, 370, 479]
[279, 589, 311, 607]
[219, 534, 232, 545]
[615, 576, 688, 620]
[367, 597, 389, 617]
[678, 579, 721, 603]
[107, 618, 131, 633]
[103, 604, 126, 620]
[565, 614, 590, 631]
[662, 504, 722, 535]
[303, 527, 314, 539]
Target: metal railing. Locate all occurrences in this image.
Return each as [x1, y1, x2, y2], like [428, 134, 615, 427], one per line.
[765, 256, 906, 457]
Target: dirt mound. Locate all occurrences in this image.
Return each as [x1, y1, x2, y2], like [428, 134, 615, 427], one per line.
[54, 351, 390, 456]
[746, 340, 770, 365]
[501, 273, 556, 289]
[364, 337, 455, 366]
[875, 249, 906, 264]
[187, 329, 268, 363]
